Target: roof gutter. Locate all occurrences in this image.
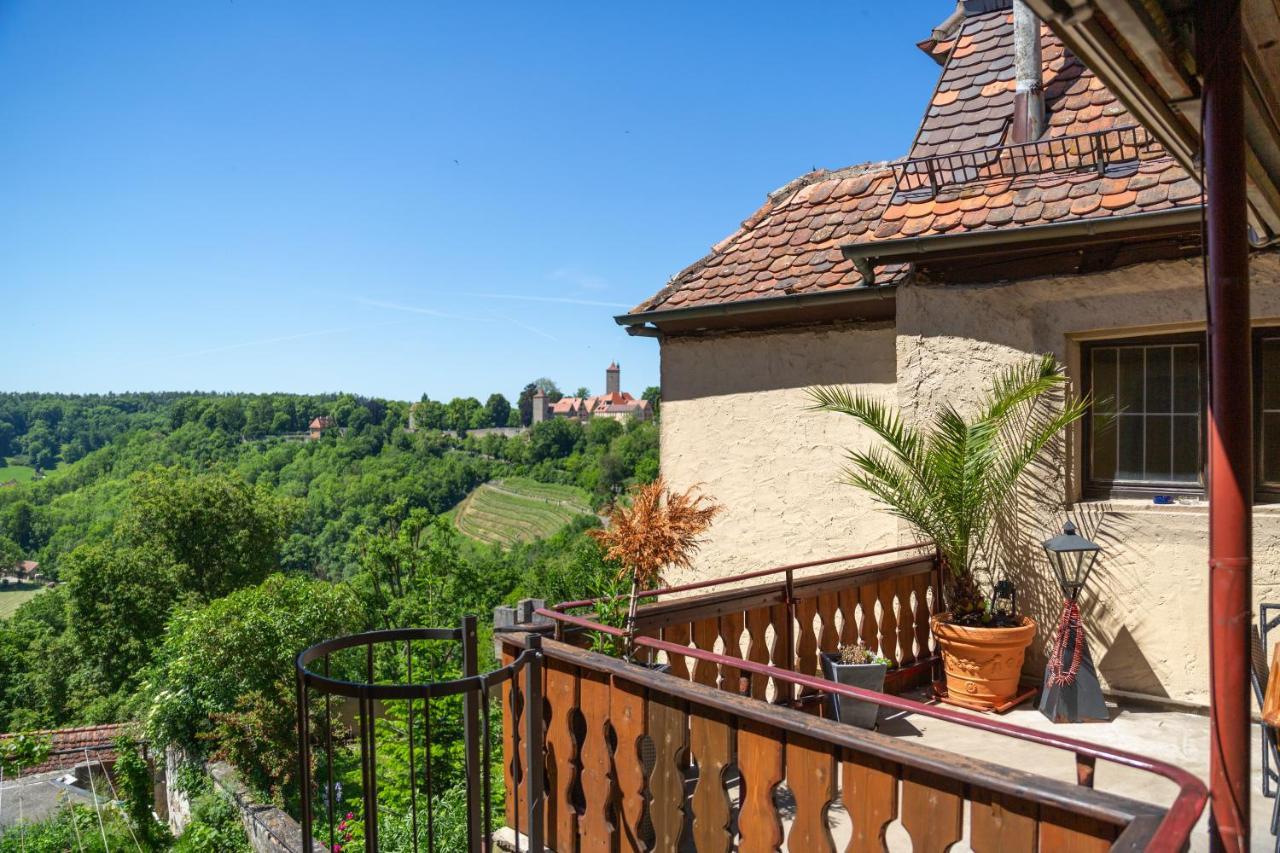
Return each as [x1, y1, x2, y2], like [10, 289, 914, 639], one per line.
[840, 206, 1204, 284]
[614, 284, 897, 335]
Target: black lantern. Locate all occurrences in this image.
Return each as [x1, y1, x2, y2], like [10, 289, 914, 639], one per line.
[1039, 520, 1109, 723]
[992, 578, 1017, 625]
[1042, 521, 1101, 601]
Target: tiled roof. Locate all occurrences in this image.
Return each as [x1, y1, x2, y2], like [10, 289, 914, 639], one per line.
[633, 161, 905, 313]
[630, 6, 1200, 318]
[0, 724, 126, 777]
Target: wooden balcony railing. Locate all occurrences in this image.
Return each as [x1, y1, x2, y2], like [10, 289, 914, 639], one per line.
[498, 545, 1207, 852]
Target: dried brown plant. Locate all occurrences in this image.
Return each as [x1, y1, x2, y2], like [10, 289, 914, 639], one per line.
[589, 477, 721, 658]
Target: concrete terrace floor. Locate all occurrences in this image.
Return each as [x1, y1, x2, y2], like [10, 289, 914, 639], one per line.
[840, 688, 1271, 853]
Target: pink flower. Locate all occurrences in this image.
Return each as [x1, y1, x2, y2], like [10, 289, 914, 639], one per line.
[346, 812, 354, 820]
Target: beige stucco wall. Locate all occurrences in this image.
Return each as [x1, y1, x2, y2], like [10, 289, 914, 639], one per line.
[658, 323, 900, 585]
[894, 251, 1280, 704]
[656, 252, 1280, 705]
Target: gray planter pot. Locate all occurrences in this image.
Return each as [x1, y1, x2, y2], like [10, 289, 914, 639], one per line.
[820, 653, 888, 729]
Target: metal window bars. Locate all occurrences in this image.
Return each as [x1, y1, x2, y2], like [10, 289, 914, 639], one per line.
[892, 124, 1159, 200]
[295, 619, 545, 852]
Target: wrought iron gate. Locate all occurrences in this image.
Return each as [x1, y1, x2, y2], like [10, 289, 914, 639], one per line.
[295, 618, 545, 852]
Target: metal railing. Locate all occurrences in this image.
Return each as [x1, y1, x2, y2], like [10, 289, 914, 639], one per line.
[294, 618, 546, 853]
[529, 544, 1208, 851]
[892, 124, 1160, 199]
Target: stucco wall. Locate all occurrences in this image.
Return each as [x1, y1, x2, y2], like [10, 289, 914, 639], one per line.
[658, 323, 900, 585]
[656, 252, 1280, 705]
[894, 252, 1280, 704]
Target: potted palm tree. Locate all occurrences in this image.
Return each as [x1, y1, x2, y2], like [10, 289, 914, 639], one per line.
[590, 477, 721, 662]
[807, 354, 1087, 711]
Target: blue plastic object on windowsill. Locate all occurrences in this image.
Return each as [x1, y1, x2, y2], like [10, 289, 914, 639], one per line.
[1153, 495, 1174, 505]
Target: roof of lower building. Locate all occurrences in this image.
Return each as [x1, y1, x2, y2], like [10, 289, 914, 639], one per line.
[627, 2, 1199, 319]
[0, 724, 127, 777]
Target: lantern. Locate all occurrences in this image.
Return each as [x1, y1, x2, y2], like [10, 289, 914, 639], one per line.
[1039, 520, 1109, 723]
[1042, 521, 1101, 600]
[992, 578, 1017, 623]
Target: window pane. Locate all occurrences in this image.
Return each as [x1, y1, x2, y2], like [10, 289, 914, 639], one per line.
[1147, 347, 1172, 413]
[1092, 348, 1117, 413]
[1263, 411, 1280, 488]
[1172, 415, 1200, 484]
[1263, 338, 1280, 410]
[1145, 415, 1172, 482]
[1117, 415, 1144, 481]
[1092, 414, 1117, 481]
[1173, 344, 1200, 413]
[1117, 347, 1145, 413]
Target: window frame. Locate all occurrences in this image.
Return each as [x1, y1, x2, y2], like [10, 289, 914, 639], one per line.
[1081, 332, 1207, 499]
[1082, 327, 1280, 501]
[1254, 327, 1280, 499]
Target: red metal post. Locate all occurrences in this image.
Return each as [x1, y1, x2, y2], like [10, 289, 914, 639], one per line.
[1203, 1, 1252, 850]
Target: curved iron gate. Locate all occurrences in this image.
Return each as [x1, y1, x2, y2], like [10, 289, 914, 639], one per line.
[295, 618, 545, 852]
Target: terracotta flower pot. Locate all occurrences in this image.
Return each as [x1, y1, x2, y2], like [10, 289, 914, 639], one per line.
[930, 613, 1037, 711]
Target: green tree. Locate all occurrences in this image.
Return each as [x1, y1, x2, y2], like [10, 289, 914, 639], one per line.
[148, 574, 365, 802]
[64, 543, 179, 692]
[529, 417, 583, 462]
[642, 385, 661, 415]
[116, 468, 294, 601]
[574, 386, 591, 400]
[516, 383, 538, 427]
[484, 393, 511, 429]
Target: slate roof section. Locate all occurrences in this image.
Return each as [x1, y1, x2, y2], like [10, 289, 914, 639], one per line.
[628, 6, 1202, 318]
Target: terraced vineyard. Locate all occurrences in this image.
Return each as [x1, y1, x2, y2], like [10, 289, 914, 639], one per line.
[453, 477, 594, 546]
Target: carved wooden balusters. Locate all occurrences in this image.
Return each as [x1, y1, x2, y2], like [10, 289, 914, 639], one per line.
[610, 678, 647, 853]
[786, 734, 837, 852]
[544, 656, 579, 850]
[736, 720, 784, 853]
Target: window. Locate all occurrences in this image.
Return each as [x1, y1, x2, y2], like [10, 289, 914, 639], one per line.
[1086, 338, 1203, 492]
[1084, 329, 1280, 498]
[1259, 333, 1280, 494]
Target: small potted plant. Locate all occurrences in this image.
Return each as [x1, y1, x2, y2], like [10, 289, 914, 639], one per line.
[808, 355, 1088, 711]
[820, 643, 892, 729]
[590, 477, 721, 662]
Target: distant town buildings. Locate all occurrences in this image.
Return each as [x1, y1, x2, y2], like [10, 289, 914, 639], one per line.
[536, 363, 652, 424]
[308, 416, 334, 441]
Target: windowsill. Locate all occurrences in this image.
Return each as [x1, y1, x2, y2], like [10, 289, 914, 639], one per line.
[1071, 497, 1280, 515]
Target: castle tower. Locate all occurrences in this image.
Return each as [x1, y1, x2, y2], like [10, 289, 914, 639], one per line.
[532, 388, 549, 423]
[606, 362, 620, 396]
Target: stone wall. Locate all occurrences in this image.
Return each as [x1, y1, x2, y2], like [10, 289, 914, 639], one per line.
[658, 322, 900, 586]
[166, 747, 314, 853]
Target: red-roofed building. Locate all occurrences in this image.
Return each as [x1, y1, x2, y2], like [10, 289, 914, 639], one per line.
[548, 364, 652, 424]
[308, 416, 334, 441]
[615, 0, 1280, 707]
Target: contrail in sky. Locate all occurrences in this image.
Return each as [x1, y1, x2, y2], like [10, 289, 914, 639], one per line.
[140, 321, 408, 365]
[475, 293, 632, 309]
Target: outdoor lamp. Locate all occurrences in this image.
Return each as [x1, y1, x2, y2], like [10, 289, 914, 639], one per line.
[1039, 521, 1109, 723]
[992, 579, 1017, 623]
[1043, 521, 1100, 601]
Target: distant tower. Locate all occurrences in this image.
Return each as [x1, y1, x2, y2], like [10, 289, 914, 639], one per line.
[606, 361, 620, 396]
[532, 388, 549, 423]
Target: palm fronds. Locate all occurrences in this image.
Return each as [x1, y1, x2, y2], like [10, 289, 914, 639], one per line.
[807, 354, 1086, 621]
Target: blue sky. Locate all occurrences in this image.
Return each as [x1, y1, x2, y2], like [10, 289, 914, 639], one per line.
[0, 2, 944, 402]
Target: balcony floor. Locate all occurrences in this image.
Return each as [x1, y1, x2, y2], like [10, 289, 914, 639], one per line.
[856, 688, 1269, 853]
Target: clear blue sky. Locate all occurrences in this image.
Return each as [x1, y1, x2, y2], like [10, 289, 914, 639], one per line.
[1, 1, 944, 402]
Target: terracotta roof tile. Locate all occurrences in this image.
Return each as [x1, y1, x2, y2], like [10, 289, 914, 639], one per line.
[632, 7, 1202, 317]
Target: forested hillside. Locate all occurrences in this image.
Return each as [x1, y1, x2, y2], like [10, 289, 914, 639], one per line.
[0, 389, 658, 849]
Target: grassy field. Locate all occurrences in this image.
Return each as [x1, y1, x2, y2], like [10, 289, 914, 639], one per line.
[0, 463, 38, 484]
[0, 583, 45, 619]
[453, 477, 594, 546]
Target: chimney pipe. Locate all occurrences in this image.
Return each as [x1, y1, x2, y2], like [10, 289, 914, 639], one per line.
[1011, 0, 1045, 143]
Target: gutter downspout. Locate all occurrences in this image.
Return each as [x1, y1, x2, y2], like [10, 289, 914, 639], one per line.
[1203, 2, 1252, 851]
